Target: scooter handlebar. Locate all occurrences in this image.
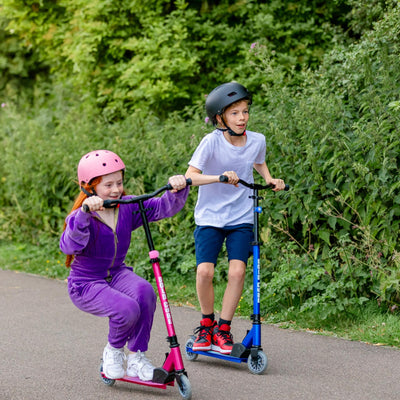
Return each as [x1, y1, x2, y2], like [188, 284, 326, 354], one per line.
[82, 178, 192, 212]
[219, 175, 289, 191]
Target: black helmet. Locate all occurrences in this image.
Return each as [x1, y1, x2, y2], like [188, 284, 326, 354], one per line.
[205, 82, 252, 125]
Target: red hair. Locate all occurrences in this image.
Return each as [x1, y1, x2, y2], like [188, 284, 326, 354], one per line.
[63, 178, 103, 267]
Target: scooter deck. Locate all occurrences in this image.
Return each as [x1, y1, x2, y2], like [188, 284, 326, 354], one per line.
[189, 349, 247, 363]
[101, 372, 174, 388]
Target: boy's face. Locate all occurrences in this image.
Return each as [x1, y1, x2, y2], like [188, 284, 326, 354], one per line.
[217, 100, 249, 135]
[95, 170, 124, 201]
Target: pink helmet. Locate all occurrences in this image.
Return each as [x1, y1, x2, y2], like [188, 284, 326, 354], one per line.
[77, 150, 125, 185]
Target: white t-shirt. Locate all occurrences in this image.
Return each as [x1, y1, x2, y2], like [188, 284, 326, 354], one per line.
[188, 129, 266, 227]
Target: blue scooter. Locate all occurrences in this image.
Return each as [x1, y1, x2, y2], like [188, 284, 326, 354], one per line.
[185, 176, 289, 374]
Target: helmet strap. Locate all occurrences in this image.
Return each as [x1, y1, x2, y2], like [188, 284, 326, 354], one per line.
[80, 186, 97, 197]
[219, 116, 246, 137]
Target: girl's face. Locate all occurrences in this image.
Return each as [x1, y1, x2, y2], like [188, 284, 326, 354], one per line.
[218, 100, 250, 135]
[95, 170, 124, 201]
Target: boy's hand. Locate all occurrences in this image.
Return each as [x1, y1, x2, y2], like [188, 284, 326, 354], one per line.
[268, 178, 286, 192]
[221, 171, 239, 187]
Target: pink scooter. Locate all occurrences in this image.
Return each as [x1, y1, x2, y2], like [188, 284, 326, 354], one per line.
[98, 180, 192, 399]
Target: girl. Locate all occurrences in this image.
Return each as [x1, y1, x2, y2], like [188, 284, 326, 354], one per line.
[60, 149, 189, 380]
[185, 82, 286, 354]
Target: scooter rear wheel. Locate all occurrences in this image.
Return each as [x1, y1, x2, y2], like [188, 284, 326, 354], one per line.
[247, 350, 268, 375]
[99, 362, 116, 386]
[184, 336, 199, 361]
[177, 373, 192, 400]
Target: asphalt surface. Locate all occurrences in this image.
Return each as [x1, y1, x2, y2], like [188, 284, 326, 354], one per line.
[1, 269, 399, 400]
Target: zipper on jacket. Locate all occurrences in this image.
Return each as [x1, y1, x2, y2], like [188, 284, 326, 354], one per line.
[107, 230, 118, 277]
[93, 207, 119, 281]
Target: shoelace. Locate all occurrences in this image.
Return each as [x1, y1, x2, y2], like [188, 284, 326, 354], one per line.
[129, 351, 153, 369]
[141, 356, 154, 370]
[193, 324, 213, 339]
[107, 350, 126, 364]
[217, 330, 233, 344]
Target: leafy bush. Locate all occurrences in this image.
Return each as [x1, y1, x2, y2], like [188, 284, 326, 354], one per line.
[1, 0, 355, 117]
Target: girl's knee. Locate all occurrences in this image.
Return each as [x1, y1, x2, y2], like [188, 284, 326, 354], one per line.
[142, 281, 157, 303]
[134, 281, 156, 314]
[117, 299, 140, 326]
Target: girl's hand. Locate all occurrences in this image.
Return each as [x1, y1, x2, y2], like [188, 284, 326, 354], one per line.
[168, 175, 188, 193]
[81, 196, 104, 212]
[221, 171, 239, 187]
[268, 178, 286, 192]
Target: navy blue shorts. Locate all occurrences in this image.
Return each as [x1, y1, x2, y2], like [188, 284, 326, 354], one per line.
[194, 224, 254, 266]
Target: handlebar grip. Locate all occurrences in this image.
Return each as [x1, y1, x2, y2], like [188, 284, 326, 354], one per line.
[166, 177, 192, 191]
[221, 175, 289, 191]
[267, 183, 290, 191]
[265, 183, 290, 191]
[82, 204, 90, 212]
[103, 199, 118, 208]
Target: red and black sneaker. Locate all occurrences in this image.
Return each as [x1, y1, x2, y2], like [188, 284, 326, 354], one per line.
[192, 318, 216, 351]
[211, 324, 234, 354]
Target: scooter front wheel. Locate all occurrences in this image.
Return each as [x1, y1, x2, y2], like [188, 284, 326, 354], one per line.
[184, 336, 198, 361]
[247, 350, 268, 375]
[177, 373, 192, 400]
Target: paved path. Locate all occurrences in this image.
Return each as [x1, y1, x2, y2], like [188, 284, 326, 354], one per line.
[1, 269, 399, 400]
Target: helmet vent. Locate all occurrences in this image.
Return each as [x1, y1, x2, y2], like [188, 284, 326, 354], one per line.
[227, 91, 237, 97]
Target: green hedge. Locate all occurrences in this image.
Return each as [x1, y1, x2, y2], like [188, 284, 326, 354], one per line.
[1, 0, 354, 117]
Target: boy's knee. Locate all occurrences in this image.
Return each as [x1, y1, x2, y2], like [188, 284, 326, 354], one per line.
[228, 263, 246, 281]
[197, 263, 214, 281]
[229, 270, 245, 283]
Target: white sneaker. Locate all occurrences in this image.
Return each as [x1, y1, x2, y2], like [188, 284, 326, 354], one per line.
[102, 344, 126, 379]
[126, 351, 155, 381]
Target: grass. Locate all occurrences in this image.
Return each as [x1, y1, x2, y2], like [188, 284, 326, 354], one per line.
[271, 303, 400, 348]
[1, 240, 399, 349]
[0, 240, 68, 280]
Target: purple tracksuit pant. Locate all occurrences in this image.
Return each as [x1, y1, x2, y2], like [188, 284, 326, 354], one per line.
[68, 267, 156, 351]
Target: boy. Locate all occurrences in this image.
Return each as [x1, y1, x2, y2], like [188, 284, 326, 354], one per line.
[185, 82, 286, 354]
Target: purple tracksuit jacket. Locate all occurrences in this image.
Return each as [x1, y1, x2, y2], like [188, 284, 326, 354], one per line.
[60, 187, 189, 351]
